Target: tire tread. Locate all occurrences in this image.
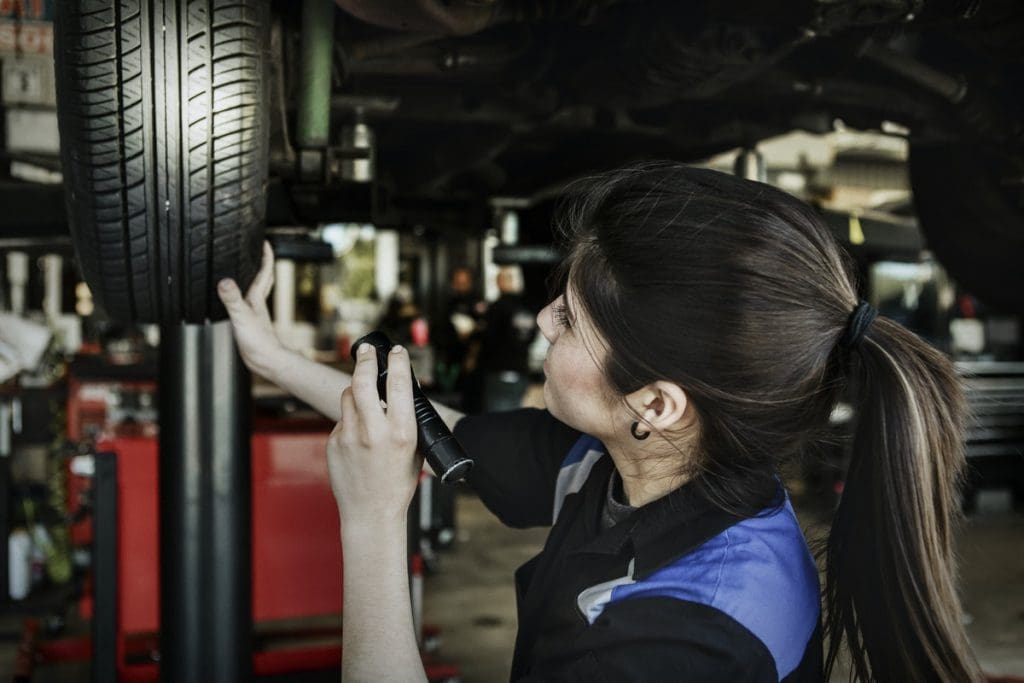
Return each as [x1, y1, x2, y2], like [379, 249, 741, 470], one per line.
[56, 0, 269, 323]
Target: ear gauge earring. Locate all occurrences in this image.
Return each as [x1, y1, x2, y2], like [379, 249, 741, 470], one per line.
[630, 421, 650, 441]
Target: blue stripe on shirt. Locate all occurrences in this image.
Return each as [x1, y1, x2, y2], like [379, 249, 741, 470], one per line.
[602, 496, 820, 681]
[561, 434, 603, 466]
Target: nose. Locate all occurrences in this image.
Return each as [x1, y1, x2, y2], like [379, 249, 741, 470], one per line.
[537, 302, 556, 343]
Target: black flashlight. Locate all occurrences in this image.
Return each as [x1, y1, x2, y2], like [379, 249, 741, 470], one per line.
[350, 331, 474, 484]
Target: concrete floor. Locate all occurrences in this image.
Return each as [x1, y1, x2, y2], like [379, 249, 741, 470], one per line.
[1, 489, 1022, 681]
[423, 493, 549, 682]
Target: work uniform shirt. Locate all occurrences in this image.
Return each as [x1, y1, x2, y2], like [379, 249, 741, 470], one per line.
[455, 408, 822, 682]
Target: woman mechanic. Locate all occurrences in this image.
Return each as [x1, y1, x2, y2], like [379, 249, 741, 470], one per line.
[218, 162, 979, 682]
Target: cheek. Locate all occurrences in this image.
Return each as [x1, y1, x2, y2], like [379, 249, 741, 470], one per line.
[550, 345, 604, 395]
[545, 354, 617, 434]
[549, 345, 577, 380]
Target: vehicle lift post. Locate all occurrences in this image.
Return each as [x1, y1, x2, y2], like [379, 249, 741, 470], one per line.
[159, 321, 252, 682]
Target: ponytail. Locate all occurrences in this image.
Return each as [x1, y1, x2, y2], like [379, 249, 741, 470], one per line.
[825, 317, 981, 681]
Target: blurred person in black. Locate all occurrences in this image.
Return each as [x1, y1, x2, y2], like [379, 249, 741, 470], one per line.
[376, 283, 420, 348]
[476, 265, 537, 412]
[434, 266, 486, 409]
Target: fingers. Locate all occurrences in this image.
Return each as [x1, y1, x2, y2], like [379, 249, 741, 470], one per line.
[339, 385, 379, 446]
[246, 241, 275, 314]
[217, 278, 250, 320]
[262, 240, 275, 270]
[219, 242, 273, 314]
[384, 346, 416, 439]
[351, 343, 386, 432]
[339, 387, 356, 440]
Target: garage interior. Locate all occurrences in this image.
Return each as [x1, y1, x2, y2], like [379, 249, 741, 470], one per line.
[0, 0, 1022, 681]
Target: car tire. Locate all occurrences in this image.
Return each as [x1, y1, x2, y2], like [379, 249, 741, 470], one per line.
[910, 143, 1024, 315]
[54, 0, 270, 323]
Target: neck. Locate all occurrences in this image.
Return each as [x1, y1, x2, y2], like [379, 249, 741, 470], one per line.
[602, 432, 695, 508]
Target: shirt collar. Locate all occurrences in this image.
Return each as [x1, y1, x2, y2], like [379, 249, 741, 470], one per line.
[629, 478, 780, 579]
[570, 450, 781, 580]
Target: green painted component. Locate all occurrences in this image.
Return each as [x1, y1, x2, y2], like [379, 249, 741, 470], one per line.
[297, 0, 335, 148]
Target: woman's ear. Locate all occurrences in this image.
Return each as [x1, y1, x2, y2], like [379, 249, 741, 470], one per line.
[626, 381, 694, 434]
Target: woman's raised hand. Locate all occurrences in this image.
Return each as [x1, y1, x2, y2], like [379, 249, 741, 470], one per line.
[217, 241, 283, 378]
[328, 343, 422, 526]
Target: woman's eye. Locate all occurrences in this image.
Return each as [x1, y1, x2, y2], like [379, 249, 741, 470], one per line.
[553, 304, 572, 329]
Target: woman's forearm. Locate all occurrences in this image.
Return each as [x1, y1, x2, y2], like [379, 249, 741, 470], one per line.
[216, 246, 474, 427]
[262, 347, 351, 421]
[341, 520, 427, 683]
[261, 347, 466, 429]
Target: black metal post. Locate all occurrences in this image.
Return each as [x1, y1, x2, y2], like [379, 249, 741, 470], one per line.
[159, 321, 251, 682]
[93, 451, 118, 683]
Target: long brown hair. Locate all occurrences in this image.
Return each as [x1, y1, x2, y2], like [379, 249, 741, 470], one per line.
[557, 161, 980, 681]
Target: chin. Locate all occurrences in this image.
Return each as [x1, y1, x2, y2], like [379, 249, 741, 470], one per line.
[541, 383, 554, 412]
[546, 403, 579, 432]
[542, 384, 562, 419]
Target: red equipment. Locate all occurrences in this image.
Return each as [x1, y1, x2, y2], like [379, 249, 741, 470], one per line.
[21, 376, 460, 681]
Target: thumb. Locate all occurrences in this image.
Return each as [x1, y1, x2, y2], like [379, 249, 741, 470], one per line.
[217, 279, 249, 316]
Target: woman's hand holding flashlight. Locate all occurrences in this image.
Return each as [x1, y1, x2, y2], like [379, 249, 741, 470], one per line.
[333, 343, 430, 682]
[328, 343, 423, 526]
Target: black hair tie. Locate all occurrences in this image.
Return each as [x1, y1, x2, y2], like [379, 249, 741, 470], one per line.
[839, 301, 878, 350]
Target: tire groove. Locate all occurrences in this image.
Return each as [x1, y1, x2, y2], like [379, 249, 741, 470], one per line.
[176, 0, 186, 320]
[151, 0, 166, 322]
[212, 20, 258, 31]
[114, 0, 138, 319]
[205, 0, 215, 318]
[211, 51, 258, 64]
[211, 76, 259, 90]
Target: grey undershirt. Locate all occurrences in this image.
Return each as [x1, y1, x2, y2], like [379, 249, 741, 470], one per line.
[601, 470, 637, 530]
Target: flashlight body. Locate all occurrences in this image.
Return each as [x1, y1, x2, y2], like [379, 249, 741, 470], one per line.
[352, 332, 474, 484]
